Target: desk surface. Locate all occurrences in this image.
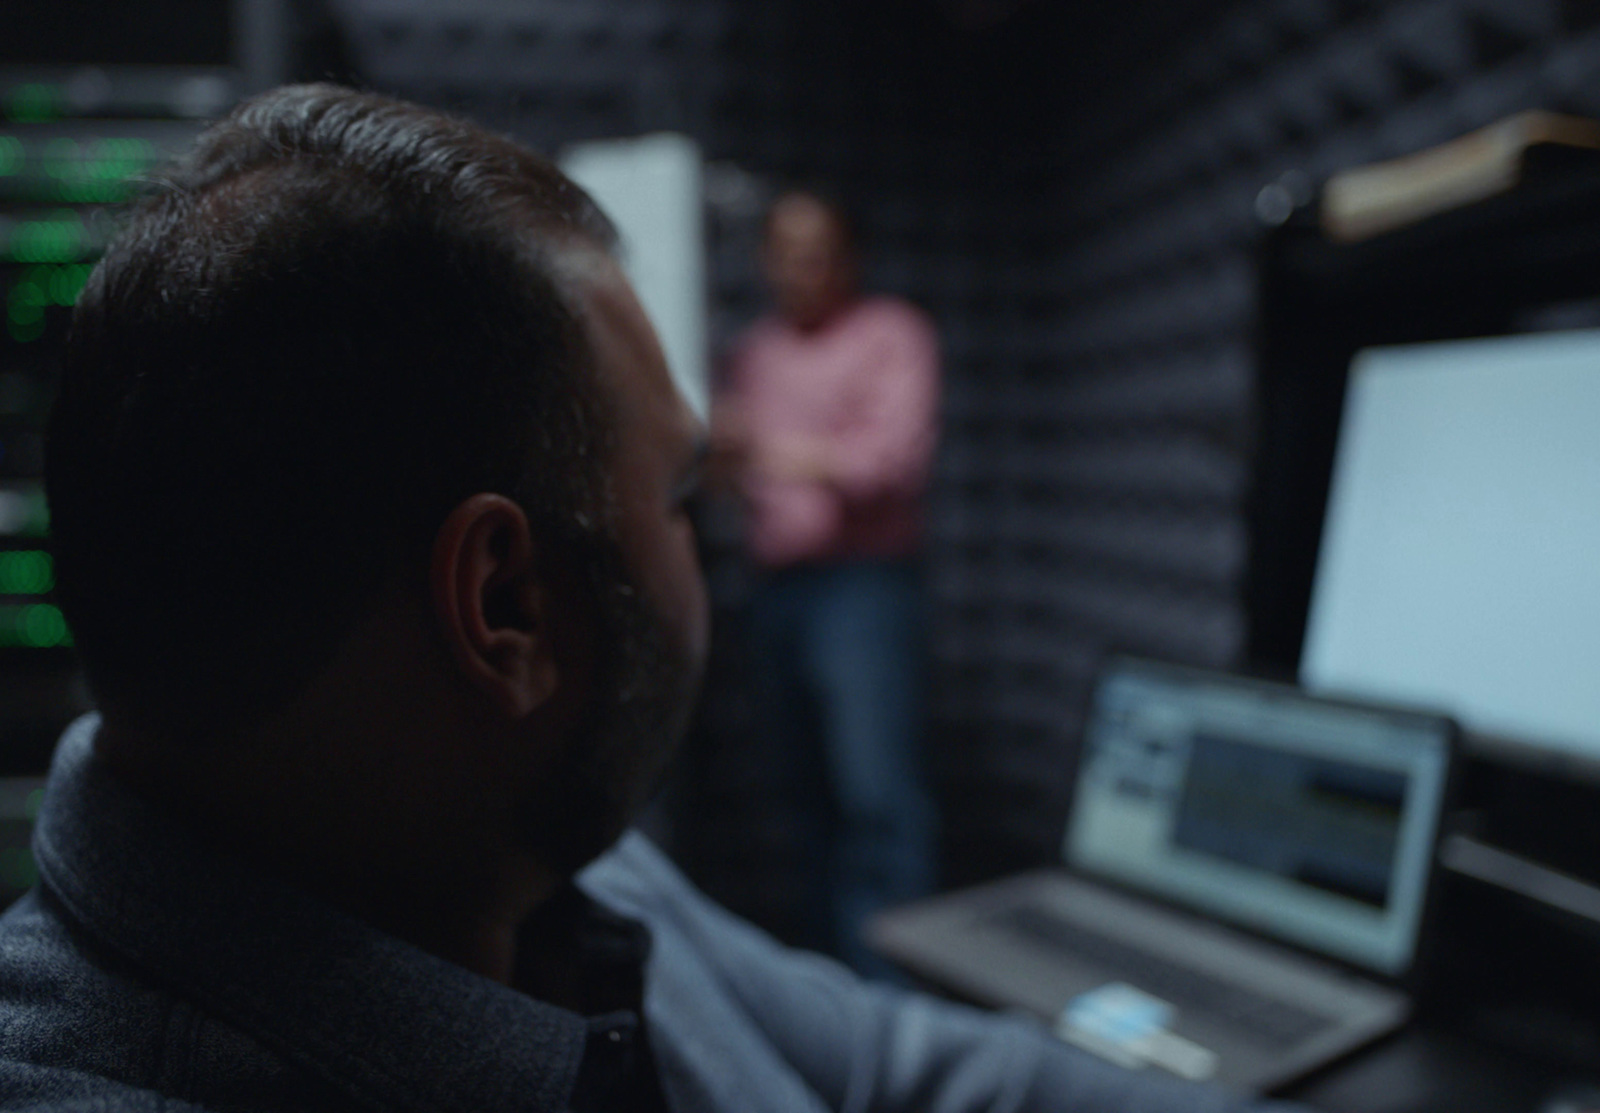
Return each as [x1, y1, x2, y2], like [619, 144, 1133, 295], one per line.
[1284, 1025, 1566, 1113]
[877, 837, 1600, 1111]
[883, 921, 1593, 1113]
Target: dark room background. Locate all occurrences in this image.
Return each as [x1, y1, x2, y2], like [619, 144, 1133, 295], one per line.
[11, 0, 1600, 944]
[306, 0, 1600, 939]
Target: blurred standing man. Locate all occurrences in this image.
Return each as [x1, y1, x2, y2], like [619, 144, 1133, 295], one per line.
[716, 191, 940, 975]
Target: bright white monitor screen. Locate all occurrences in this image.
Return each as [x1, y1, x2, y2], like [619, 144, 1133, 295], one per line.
[1301, 330, 1600, 764]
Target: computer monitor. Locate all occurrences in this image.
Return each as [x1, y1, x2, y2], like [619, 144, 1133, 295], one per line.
[1300, 329, 1600, 771]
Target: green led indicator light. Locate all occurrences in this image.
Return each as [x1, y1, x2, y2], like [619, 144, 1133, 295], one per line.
[6, 264, 91, 340]
[6, 278, 47, 342]
[89, 137, 152, 181]
[41, 137, 77, 178]
[5, 293, 44, 340]
[8, 280, 43, 319]
[46, 264, 90, 306]
[64, 182, 129, 203]
[39, 138, 146, 202]
[9, 213, 85, 263]
[6, 85, 60, 124]
[0, 136, 21, 177]
[0, 551, 52, 595]
[19, 604, 67, 648]
[0, 603, 70, 647]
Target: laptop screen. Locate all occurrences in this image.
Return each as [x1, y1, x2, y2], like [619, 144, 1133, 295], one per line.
[1066, 660, 1452, 977]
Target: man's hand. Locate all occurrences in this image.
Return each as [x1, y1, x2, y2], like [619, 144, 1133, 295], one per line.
[711, 404, 839, 486]
[754, 432, 839, 484]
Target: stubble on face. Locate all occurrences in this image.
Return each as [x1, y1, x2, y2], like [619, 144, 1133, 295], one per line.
[517, 248, 708, 877]
[520, 532, 692, 876]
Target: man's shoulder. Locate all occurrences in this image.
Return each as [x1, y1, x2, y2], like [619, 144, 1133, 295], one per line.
[0, 1058, 213, 1112]
[0, 894, 215, 1113]
[850, 295, 937, 341]
[0, 889, 170, 1024]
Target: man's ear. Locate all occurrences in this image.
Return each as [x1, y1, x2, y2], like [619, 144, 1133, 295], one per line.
[430, 494, 559, 719]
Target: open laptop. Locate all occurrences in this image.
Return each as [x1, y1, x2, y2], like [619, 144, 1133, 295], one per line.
[868, 657, 1455, 1093]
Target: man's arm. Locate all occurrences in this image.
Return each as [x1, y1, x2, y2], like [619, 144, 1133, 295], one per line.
[814, 303, 941, 502]
[584, 834, 1304, 1113]
[735, 304, 940, 499]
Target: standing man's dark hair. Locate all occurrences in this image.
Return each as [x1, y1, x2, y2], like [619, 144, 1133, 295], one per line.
[49, 84, 619, 738]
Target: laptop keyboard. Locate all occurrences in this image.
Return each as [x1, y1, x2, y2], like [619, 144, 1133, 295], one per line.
[989, 904, 1333, 1049]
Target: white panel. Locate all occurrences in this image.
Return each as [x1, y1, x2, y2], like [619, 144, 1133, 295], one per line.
[1302, 330, 1600, 761]
[560, 133, 708, 421]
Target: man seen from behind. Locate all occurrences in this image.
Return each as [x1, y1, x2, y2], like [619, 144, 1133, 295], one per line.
[0, 85, 1288, 1113]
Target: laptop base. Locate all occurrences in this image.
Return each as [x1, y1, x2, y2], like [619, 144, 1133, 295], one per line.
[868, 869, 1409, 1094]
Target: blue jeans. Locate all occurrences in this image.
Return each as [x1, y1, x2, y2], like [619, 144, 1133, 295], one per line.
[746, 559, 935, 978]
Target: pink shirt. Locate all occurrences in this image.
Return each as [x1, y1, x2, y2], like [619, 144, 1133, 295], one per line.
[724, 296, 941, 568]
